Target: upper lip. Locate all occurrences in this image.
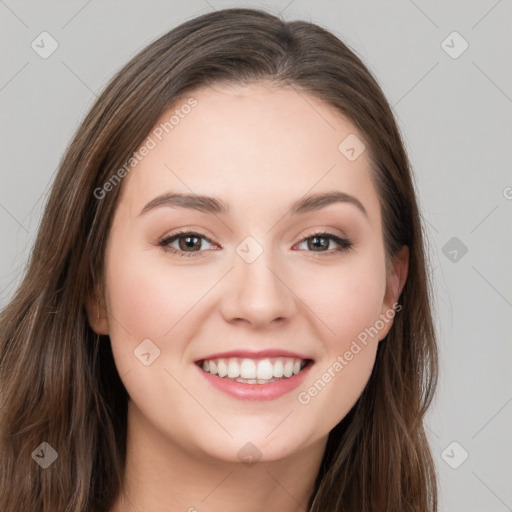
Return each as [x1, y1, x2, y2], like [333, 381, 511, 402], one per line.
[195, 349, 313, 363]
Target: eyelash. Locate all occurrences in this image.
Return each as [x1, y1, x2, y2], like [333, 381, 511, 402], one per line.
[158, 229, 354, 258]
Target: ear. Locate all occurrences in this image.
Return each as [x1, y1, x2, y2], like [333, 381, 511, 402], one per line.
[85, 283, 109, 335]
[378, 245, 409, 340]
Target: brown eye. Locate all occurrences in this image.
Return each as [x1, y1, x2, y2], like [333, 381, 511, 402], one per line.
[307, 236, 330, 251]
[159, 231, 215, 257]
[296, 231, 353, 255]
[177, 234, 202, 251]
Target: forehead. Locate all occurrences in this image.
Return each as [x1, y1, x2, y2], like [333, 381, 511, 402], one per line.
[117, 82, 380, 223]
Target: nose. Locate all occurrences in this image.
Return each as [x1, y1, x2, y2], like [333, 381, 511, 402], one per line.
[219, 247, 297, 329]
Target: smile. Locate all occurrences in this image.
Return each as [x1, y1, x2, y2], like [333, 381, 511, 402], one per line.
[195, 354, 314, 401]
[197, 356, 309, 384]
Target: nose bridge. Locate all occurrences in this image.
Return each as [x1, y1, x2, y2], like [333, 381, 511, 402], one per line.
[221, 234, 295, 327]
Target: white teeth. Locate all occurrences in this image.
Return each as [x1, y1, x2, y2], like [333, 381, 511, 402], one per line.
[240, 358, 257, 379]
[283, 360, 294, 377]
[227, 359, 240, 378]
[199, 356, 309, 383]
[256, 359, 273, 380]
[217, 359, 228, 378]
[273, 360, 284, 378]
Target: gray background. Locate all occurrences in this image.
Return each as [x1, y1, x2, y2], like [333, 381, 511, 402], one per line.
[1, 0, 511, 510]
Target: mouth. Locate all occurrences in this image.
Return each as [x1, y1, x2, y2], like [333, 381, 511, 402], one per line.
[195, 356, 314, 384]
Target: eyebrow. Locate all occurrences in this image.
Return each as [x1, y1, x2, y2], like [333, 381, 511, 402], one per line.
[139, 190, 368, 218]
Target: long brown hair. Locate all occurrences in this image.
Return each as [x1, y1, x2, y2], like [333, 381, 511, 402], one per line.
[0, 8, 438, 511]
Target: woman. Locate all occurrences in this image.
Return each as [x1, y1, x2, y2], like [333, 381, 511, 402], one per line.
[0, 7, 438, 512]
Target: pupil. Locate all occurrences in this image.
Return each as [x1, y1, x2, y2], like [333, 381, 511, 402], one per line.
[311, 236, 328, 251]
[181, 236, 200, 250]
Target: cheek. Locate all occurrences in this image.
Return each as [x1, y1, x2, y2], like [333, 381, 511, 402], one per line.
[102, 241, 201, 380]
[105, 247, 200, 338]
[304, 255, 386, 348]
[294, 255, 385, 416]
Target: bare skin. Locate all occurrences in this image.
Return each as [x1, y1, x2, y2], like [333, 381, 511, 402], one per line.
[87, 81, 408, 512]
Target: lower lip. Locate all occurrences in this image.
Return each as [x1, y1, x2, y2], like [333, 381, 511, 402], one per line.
[196, 362, 313, 401]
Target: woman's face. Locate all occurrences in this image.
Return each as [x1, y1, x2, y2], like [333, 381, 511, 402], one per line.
[90, 82, 407, 463]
